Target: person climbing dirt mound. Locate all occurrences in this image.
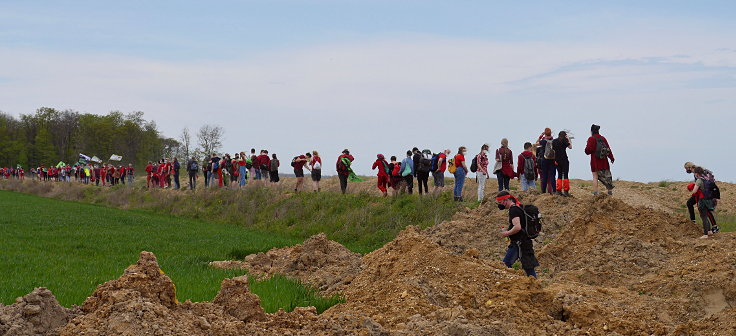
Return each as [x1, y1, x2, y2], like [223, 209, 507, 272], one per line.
[0, 288, 76, 336]
[211, 233, 362, 294]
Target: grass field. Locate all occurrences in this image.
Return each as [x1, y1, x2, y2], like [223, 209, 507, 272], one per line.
[0, 190, 342, 312]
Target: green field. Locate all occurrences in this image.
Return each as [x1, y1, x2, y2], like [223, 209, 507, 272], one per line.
[0, 190, 341, 311]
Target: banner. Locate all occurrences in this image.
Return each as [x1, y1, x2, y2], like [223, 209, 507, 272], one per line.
[79, 153, 91, 161]
[110, 154, 123, 161]
[90, 156, 102, 163]
[56, 161, 66, 168]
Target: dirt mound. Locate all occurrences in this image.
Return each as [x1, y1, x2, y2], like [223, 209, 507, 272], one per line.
[211, 233, 362, 294]
[324, 226, 568, 335]
[0, 288, 75, 336]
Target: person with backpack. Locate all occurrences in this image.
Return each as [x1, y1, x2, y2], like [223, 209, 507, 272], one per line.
[308, 151, 322, 191]
[415, 148, 433, 196]
[258, 150, 270, 182]
[497, 191, 540, 278]
[210, 153, 221, 188]
[401, 150, 415, 194]
[585, 124, 615, 196]
[388, 155, 402, 196]
[248, 148, 257, 181]
[552, 131, 572, 196]
[517, 142, 537, 192]
[684, 162, 717, 225]
[269, 153, 279, 184]
[202, 155, 211, 188]
[535, 128, 556, 194]
[495, 139, 515, 192]
[336, 149, 355, 194]
[453, 146, 469, 201]
[372, 154, 391, 197]
[127, 164, 135, 185]
[689, 167, 718, 238]
[475, 144, 490, 201]
[431, 149, 449, 196]
[187, 156, 199, 190]
[172, 157, 181, 190]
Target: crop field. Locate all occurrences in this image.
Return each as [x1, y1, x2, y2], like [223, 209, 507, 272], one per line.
[0, 190, 340, 312]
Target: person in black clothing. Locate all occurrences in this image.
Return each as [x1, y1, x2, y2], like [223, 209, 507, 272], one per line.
[187, 156, 198, 190]
[172, 157, 181, 190]
[497, 191, 539, 278]
[552, 131, 573, 196]
[202, 156, 211, 188]
[412, 147, 429, 195]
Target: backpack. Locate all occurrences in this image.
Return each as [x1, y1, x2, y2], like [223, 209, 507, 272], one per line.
[595, 136, 611, 159]
[245, 158, 253, 169]
[702, 178, 721, 200]
[543, 139, 555, 160]
[291, 156, 298, 167]
[523, 156, 536, 180]
[430, 154, 440, 172]
[391, 162, 402, 177]
[381, 160, 391, 176]
[190, 161, 199, 172]
[213, 160, 219, 170]
[418, 151, 432, 173]
[448, 158, 456, 174]
[517, 204, 542, 239]
[470, 156, 478, 173]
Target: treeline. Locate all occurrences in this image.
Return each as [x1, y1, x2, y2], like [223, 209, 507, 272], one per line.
[0, 107, 179, 168]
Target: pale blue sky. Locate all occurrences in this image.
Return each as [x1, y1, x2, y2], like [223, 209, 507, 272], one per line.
[1, 1, 734, 181]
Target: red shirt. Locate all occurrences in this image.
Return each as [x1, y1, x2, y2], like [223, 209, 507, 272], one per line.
[311, 156, 322, 169]
[336, 154, 354, 175]
[437, 153, 447, 172]
[257, 155, 270, 168]
[585, 134, 614, 172]
[145, 164, 152, 175]
[294, 155, 307, 170]
[517, 151, 537, 179]
[127, 167, 134, 175]
[372, 159, 389, 177]
[454, 154, 465, 168]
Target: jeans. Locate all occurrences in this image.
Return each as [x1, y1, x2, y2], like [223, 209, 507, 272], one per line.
[453, 167, 466, 198]
[189, 173, 196, 190]
[206, 171, 213, 188]
[540, 159, 556, 194]
[502, 244, 537, 278]
[521, 177, 536, 191]
[496, 172, 510, 191]
[416, 172, 429, 194]
[174, 174, 180, 189]
[128, 175, 133, 184]
[338, 174, 348, 194]
[255, 169, 262, 180]
[239, 166, 247, 186]
[477, 171, 487, 201]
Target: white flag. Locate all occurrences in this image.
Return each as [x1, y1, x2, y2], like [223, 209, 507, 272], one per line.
[90, 156, 102, 163]
[110, 154, 123, 161]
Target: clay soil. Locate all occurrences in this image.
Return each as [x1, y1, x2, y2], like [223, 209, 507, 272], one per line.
[3, 181, 734, 335]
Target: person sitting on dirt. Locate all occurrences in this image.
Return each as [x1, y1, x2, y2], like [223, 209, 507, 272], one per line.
[372, 154, 390, 197]
[585, 124, 615, 196]
[684, 162, 714, 223]
[497, 191, 539, 278]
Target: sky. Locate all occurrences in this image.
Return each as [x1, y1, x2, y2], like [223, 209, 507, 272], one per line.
[1, 0, 734, 182]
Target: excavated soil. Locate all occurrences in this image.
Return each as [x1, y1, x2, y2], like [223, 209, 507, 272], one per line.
[210, 233, 362, 295]
[5, 181, 735, 335]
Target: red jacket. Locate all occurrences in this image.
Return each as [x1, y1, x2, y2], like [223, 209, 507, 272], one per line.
[585, 134, 615, 172]
[495, 147, 515, 178]
[372, 159, 389, 177]
[517, 151, 537, 179]
[257, 155, 270, 169]
[336, 154, 354, 176]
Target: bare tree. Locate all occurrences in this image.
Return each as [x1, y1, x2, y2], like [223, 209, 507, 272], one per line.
[179, 127, 192, 159]
[197, 124, 224, 156]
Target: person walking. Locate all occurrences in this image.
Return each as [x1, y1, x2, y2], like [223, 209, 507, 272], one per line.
[203, 155, 211, 188]
[372, 154, 390, 197]
[684, 162, 715, 225]
[584, 124, 615, 195]
[552, 131, 572, 196]
[415, 149, 432, 196]
[495, 139, 515, 192]
[688, 167, 718, 238]
[535, 128, 556, 194]
[172, 157, 181, 190]
[517, 142, 538, 192]
[336, 149, 354, 194]
[401, 150, 415, 194]
[453, 146, 469, 201]
[432, 149, 449, 196]
[497, 191, 539, 278]
[309, 151, 322, 191]
[127, 164, 135, 185]
[388, 155, 402, 196]
[476, 144, 490, 201]
[258, 150, 270, 182]
[293, 153, 308, 192]
[269, 153, 279, 184]
[187, 156, 198, 190]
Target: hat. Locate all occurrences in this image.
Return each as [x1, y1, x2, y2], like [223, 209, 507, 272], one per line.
[591, 124, 601, 133]
[342, 149, 350, 154]
[377, 154, 384, 159]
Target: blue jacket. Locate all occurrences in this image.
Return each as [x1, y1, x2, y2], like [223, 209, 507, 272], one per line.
[401, 157, 414, 175]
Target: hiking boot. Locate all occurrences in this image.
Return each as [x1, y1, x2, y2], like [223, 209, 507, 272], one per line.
[712, 225, 720, 233]
[556, 191, 564, 196]
[563, 190, 570, 197]
[607, 190, 613, 196]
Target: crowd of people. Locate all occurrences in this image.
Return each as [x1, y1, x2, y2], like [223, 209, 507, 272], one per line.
[0, 163, 135, 186]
